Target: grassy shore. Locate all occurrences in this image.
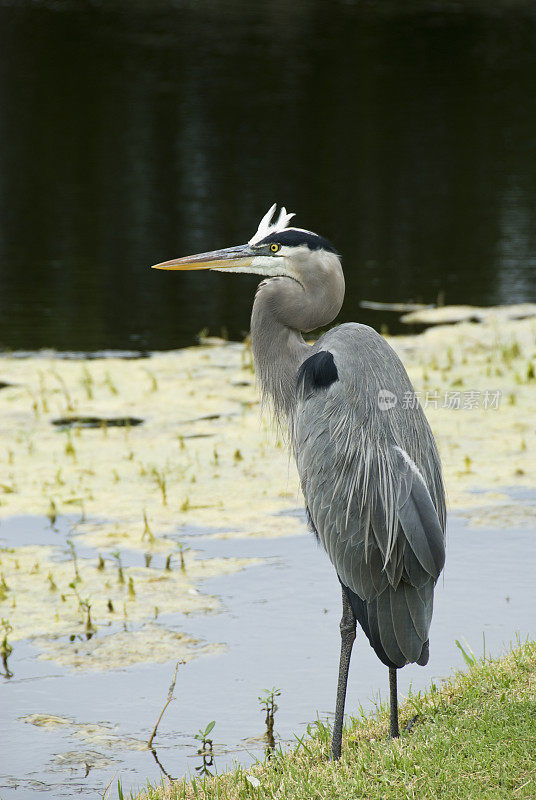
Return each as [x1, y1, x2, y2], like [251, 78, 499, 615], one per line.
[135, 639, 536, 800]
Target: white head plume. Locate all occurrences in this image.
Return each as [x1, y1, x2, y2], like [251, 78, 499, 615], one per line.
[249, 204, 295, 245]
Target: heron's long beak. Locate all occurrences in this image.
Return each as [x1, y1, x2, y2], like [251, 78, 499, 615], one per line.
[151, 244, 254, 271]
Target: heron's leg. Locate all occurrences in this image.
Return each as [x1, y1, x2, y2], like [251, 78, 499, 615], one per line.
[389, 666, 399, 738]
[331, 587, 356, 761]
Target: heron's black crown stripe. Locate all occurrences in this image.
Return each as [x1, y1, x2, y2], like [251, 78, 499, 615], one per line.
[297, 351, 339, 394]
[258, 229, 339, 254]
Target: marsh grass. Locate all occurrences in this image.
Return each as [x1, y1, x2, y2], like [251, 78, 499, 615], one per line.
[135, 640, 536, 800]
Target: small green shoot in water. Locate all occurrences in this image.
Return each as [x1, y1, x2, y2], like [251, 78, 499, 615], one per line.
[68, 582, 95, 634]
[111, 551, 125, 584]
[26, 387, 40, 418]
[107, 599, 114, 613]
[0, 618, 13, 677]
[0, 478, 15, 495]
[194, 721, 216, 776]
[151, 468, 167, 506]
[142, 509, 155, 543]
[47, 572, 57, 591]
[177, 543, 190, 572]
[47, 498, 57, 525]
[97, 555, 105, 571]
[180, 497, 191, 513]
[258, 687, 281, 750]
[80, 598, 95, 635]
[67, 539, 80, 582]
[144, 553, 153, 568]
[51, 369, 74, 411]
[80, 366, 94, 399]
[64, 433, 76, 460]
[165, 555, 173, 571]
[500, 339, 521, 366]
[144, 368, 158, 392]
[104, 371, 118, 395]
[128, 576, 136, 598]
[234, 449, 243, 463]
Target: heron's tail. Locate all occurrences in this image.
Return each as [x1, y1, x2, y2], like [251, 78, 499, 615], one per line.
[341, 580, 431, 669]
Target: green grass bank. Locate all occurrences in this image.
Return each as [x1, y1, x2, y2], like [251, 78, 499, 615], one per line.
[134, 639, 536, 800]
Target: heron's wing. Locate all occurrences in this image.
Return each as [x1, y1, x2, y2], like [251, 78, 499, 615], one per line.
[293, 329, 446, 667]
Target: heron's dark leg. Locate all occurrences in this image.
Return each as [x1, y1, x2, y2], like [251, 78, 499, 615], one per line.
[331, 587, 356, 760]
[389, 666, 399, 738]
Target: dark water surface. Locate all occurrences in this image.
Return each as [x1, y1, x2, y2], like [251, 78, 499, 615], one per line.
[1, 0, 536, 351]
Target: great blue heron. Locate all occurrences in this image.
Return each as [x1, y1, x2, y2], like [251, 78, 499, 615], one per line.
[152, 205, 446, 759]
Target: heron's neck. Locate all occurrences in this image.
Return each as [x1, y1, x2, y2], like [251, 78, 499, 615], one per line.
[251, 285, 309, 422]
[250, 254, 344, 421]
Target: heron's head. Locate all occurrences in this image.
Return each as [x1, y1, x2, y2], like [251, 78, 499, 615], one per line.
[151, 205, 341, 290]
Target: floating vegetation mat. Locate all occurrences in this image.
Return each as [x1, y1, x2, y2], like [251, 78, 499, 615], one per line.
[0, 316, 535, 671]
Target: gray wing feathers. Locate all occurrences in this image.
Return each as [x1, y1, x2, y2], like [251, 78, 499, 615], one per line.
[398, 463, 445, 580]
[329, 451, 445, 600]
[294, 325, 446, 668]
[405, 581, 433, 641]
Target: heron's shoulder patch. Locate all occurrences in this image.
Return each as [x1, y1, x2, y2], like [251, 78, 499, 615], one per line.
[297, 351, 339, 394]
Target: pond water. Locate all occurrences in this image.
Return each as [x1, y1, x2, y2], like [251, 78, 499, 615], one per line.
[1, 0, 536, 352]
[1, 508, 535, 799]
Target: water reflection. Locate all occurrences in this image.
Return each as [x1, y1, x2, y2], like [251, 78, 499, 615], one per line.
[1, 1, 536, 351]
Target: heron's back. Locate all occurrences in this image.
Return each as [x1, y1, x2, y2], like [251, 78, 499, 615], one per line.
[293, 323, 446, 668]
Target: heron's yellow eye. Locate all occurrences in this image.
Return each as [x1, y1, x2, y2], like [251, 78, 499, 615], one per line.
[270, 243, 280, 253]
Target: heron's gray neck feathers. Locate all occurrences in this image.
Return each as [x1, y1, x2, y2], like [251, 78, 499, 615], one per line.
[251, 284, 308, 423]
[250, 252, 345, 423]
